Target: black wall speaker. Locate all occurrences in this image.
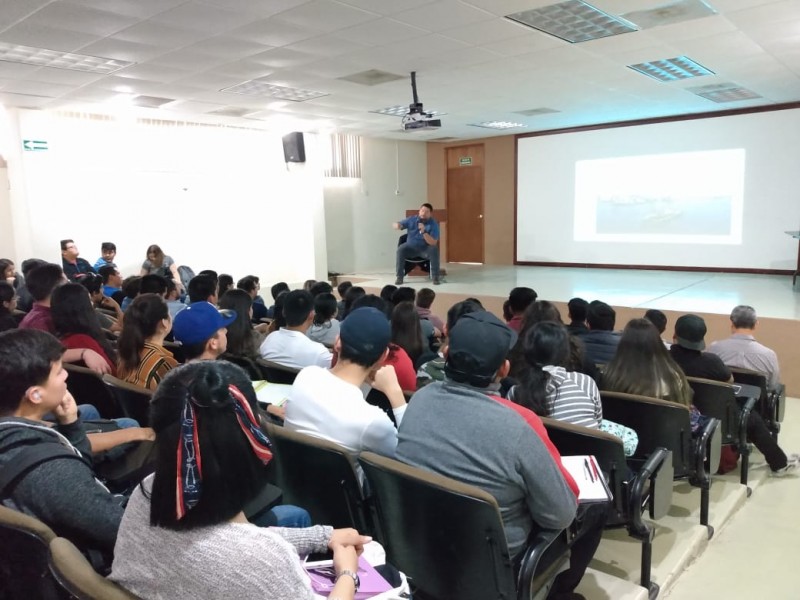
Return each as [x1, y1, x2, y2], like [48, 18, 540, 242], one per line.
[282, 131, 306, 163]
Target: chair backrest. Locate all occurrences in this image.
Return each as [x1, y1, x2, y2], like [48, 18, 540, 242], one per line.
[729, 366, 785, 423]
[358, 451, 520, 600]
[0, 504, 61, 600]
[64, 364, 120, 418]
[161, 341, 185, 364]
[600, 391, 694, 476]
[102, 375, 153, 427]
[255, 358, 300, 384]
[685, 377, 740, 446]
[263, 423, 370, 532]
[49, 537, 140, 600]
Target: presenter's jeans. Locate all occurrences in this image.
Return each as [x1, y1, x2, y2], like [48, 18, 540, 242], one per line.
[396, 242, 440, 279]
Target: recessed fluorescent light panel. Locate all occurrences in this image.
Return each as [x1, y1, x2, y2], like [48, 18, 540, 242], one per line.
[505, 0, 637, 43]
[0, 42, 133, 74]
[469, 121, 525, 130]
[370, 105, 445, 117]
[222, 80, 328, 102]
[688, 83, 762, 103]
[628, 56, 714, 82]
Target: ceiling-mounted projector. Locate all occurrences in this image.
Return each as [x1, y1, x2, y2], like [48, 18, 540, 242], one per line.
[401, 71, 441, 132]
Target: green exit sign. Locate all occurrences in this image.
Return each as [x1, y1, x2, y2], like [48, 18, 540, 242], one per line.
[459, 156, 472, 166]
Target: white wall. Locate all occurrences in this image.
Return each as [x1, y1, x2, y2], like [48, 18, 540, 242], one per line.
[2, 108, 327, 287]
[324, 137, 427, 274]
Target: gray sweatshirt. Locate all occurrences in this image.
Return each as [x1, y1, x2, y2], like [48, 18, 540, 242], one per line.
[0, 417, 125, 552]
[397, 380, 577, 557]
[111, 475, 333, 599]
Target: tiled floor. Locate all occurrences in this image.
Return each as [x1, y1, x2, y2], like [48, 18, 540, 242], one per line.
[351, 263, 800, 320]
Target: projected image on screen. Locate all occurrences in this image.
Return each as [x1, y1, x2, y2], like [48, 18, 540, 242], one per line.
[574, 149, 745, 244]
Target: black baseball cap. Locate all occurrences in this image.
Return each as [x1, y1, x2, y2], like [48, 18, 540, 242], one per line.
[674, 314, 706, 351]
[445, 311, 517, 387]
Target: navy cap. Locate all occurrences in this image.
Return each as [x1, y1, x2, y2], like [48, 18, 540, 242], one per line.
[674, 314, 706, 351]
[340, 307, 391, 364]
[445, 311, 517, 387]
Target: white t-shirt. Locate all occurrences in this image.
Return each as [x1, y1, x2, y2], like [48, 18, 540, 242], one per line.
[259, 329, 332, 370]
[285, 366, 406, 458]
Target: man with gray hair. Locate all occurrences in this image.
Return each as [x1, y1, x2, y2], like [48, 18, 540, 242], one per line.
[707, 305, 780, 391]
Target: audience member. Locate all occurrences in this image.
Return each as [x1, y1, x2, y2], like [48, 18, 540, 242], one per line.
[336, 280, 352, 320]
[140, 274, 168, 297]
[351, 295, 416, 391]
[172, 301, 236, 362]
[110, 361, 369, 600]
[391, 301, 427, 369]
[0, 282, 18, 333]
[708, 305, 781, 391]
[307, 292, 340, 347]
[0, 258, 22, 290]
[302, 279, 316, 292]
[79, 272, 124, 332]
[644, 308, 670, 347]
[397, 311, 604, 598]
[51, 283, 117, 374]
[120, 275, 142, 311]
[379, 284, 397, 308]
[309, 281, 333, 297]
[566, 297, 589, 335]
[165, 278, 185, 319]
[575, 300, 621, 364]
[218, 274, 234, 296]
[391, 286, 415, 306]
[93, 242, 117, 271]
[98, 265, 125, 305]
[219, 289, 265, 361]
[268, 281, 290, 318]
[415, 287, 444, 331]
[506, 287, 538, 332]
[670, 314, 797, 476]
[416, 299, 482, 386]
[286, 307, 406, 458]
[187, 274, 218, 305]
[15, 258, 48, 312]
[18, 263, 64, 333]
[260, 290, 332, 369]
[117, 294, 178, 390]
[236, 275, 268, 322]
[60, 239, 96, 281]
[507, 321, 637, 456]
[140, 244, 182, 292]
[0, 329, 126, 561]
[341, 286, 365, 320]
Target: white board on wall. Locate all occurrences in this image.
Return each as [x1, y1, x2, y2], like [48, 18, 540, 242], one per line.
[516, 108, 800, 270]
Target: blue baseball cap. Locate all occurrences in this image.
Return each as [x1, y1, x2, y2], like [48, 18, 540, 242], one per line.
[172, 302, 237, 346]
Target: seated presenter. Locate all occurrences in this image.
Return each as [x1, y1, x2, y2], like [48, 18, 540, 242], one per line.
[392, 203, 441, 286]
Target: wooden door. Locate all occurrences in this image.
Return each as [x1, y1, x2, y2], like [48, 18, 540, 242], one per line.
[446, 144, 484, 263]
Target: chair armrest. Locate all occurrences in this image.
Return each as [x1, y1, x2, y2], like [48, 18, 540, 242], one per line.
[627, 447, 671, 531]
[737, 397, 757, 451]
[516, 528, 569, 600]
[770, 383, 786, 424]
[692, 417, 720, 484]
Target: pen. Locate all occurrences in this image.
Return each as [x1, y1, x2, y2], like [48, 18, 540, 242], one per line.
[583, 458, 594, 482]
[590, 457, 601, 481]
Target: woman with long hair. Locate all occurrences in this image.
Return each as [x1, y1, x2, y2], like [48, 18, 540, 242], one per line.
[140, 244, 183, 292]
[602, 318, 692, 406]
[110, 361, 370, 599]
[0, 281, 18, 332]
[509, 321, 637, 456]
[391, 301, 426, 369]
[51, 283, 117, 374]
[0, 258, 22, 289]
[307, 292, 340, 347]
[219, 289, 262, 360]
[117, 294, 178, 390]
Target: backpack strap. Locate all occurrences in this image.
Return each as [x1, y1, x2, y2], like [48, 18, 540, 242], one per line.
[0, 442, 86, 499]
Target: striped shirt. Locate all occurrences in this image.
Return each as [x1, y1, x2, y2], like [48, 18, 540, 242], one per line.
[119, 342, 178, 390]
[543, 365, 603, 428]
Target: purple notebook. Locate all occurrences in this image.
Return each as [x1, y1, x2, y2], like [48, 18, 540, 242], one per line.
[305, 555, 392, 599]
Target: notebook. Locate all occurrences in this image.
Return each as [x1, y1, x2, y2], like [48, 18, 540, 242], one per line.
[252, 380, 292, 407]
[561, 455, 613, 503]
[305, 555, 393, 599]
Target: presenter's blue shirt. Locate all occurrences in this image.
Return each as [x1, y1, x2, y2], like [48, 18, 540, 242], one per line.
[400, 215, 439, 250]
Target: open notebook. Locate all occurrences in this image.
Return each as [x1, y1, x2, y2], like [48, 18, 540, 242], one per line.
[306, 555, 394, 599]
[252, 380, 292, 407]
[561, 455, 613, 504]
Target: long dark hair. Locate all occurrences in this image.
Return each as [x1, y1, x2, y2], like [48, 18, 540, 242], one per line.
[118, 294, 169, 375]
[509, 300, 563, 377]
[51, 283, 116, 361]
[512, 322, 570, 416]
[146, 244, 165, 267]
[602, 318, 691, 406]
[219, 289, 258, 358]
[148, 361, 272, 530]
[391, 301, 423, 365]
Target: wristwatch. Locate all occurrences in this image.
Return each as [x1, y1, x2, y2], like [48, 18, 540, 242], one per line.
[335, 569, 360, 591]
